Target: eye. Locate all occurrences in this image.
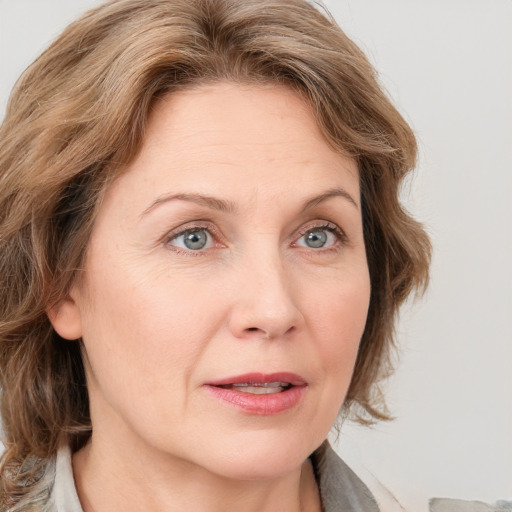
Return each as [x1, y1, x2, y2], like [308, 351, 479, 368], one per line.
[168, 228, 214, 251]
[295, 224, 343, 249]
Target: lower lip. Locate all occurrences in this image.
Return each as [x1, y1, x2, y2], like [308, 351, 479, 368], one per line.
[204, 385, 307, 415]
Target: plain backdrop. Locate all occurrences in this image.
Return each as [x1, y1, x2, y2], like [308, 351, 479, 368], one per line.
[1, 1, 511, 511]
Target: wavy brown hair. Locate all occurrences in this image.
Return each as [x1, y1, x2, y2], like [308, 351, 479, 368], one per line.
[0, 0, 431, 506]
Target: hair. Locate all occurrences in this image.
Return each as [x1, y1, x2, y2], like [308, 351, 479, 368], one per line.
[0, 0, 431, 507]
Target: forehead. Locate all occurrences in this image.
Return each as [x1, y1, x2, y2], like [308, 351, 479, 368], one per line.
[103, 81, 359, 214]
[146, 82, 320, 146]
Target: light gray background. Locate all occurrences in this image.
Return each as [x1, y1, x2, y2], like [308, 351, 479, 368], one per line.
[1, 1, 511, 511]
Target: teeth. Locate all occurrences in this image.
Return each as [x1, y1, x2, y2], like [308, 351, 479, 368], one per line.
[225, 382, 290, 394]
[233, 382, 287, 388]
[234, 385, 285, 394]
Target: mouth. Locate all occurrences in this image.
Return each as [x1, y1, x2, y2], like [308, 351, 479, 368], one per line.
[215, 382, 293, 394]
[204, 372, 307, 415]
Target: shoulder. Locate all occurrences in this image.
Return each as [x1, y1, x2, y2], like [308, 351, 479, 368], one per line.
[311, 441, 380, 512]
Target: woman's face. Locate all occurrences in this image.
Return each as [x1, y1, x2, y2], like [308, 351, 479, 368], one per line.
[53, 82, 370, 479]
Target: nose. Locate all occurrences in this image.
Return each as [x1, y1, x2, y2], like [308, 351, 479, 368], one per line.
[227, 250, 305, 341]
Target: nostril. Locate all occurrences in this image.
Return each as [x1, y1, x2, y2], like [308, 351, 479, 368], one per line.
[244, 327, 270, 340]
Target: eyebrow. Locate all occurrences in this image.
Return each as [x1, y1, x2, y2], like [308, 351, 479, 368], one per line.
[301, 187, 359, 212]
[141, 193, 237, 217]
[141, 186, 359, 218]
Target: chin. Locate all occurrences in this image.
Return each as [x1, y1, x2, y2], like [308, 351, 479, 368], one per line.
[192, 430, 322, 481]
[208, 453, 306, 481]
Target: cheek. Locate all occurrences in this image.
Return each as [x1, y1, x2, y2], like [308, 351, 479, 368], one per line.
[307, 272, 370, 372]
[294, 271, 370, 443]
[77, 261, 226, 384]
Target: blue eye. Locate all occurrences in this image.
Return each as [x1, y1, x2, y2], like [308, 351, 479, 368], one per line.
[169, 228, 213, 251]
[297, 227, 339, 249]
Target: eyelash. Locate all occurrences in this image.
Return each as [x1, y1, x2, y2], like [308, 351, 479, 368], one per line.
[163, 220, 347, 255]
[295, 221, 348, 250]
[163, 221, 220, 256]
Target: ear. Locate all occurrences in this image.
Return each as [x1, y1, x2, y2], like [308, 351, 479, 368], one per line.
[47, 295, 83, 340]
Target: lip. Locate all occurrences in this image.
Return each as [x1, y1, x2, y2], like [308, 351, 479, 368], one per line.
[203, 372, 308, 415]
[206, 372, 307, 387]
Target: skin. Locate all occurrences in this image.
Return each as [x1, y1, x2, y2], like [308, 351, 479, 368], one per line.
[50, 82, 371, 512]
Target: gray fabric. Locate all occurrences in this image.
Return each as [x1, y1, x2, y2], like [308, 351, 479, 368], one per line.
[48, 441, 379, 511]
[311, 441, 380, 512]
[430, 498, 512, 512]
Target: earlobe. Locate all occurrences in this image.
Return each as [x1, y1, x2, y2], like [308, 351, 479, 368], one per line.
[47, 296, 83, 340]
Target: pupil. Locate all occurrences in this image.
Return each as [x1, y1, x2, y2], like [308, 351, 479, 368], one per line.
[306, 230, 327, 248]
[184, 230, 207, 250]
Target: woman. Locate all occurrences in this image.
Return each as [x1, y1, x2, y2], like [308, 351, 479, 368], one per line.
[0, 0, 431, 510]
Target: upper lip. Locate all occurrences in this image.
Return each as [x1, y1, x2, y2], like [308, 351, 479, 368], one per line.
[205, 372, 307, 387]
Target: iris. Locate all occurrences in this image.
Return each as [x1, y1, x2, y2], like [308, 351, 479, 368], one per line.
[304, 229, 328, 248]
[183, 229, 208, 250]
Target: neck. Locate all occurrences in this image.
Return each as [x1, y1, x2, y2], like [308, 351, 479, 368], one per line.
[72, 434, 321, 512]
